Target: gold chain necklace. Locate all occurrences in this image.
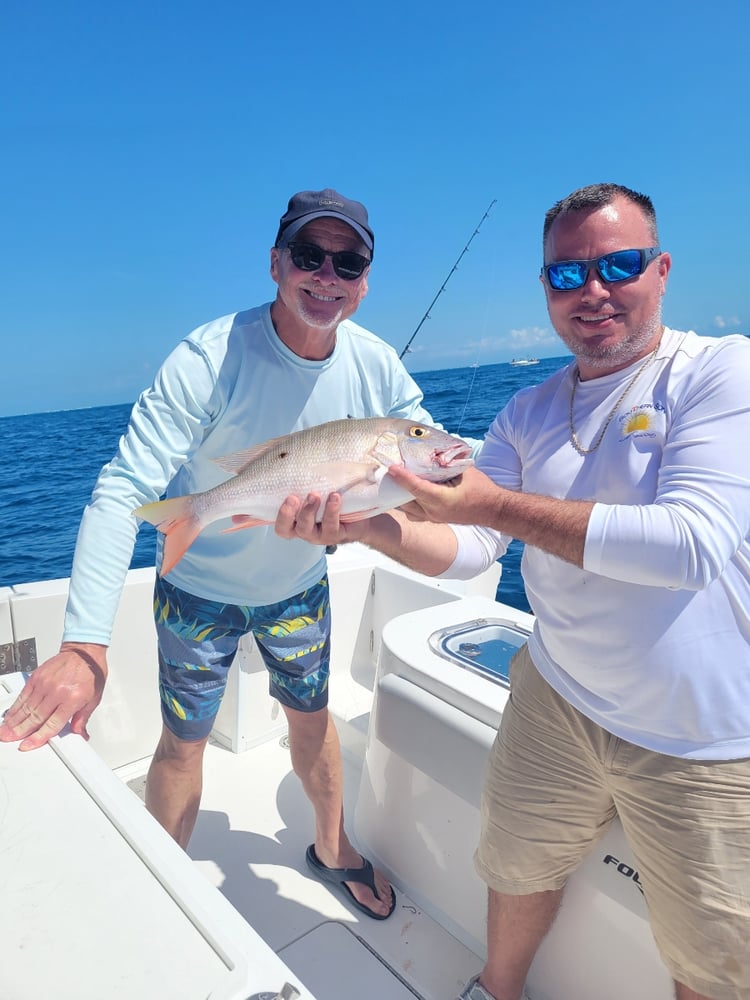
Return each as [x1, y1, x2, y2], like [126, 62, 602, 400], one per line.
[569, 343, 660, 456]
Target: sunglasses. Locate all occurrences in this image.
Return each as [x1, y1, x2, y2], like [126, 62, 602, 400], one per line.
[281, 241, 371, 281]
[542, 247, 662, 291]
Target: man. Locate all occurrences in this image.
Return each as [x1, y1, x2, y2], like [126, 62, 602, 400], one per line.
[0, 187, 456, 920]
[277, 184, 750, 998]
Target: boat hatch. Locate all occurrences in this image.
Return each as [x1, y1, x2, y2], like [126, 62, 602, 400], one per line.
[428, 618, 530, 686]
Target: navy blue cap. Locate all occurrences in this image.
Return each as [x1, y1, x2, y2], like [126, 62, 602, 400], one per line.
[275, 188, 374, 256]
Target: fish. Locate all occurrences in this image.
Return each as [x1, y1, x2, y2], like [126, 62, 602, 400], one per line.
[133, 417, 473, 575]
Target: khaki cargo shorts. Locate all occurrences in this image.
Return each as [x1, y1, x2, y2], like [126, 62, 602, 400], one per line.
[475, 644, 750, 998]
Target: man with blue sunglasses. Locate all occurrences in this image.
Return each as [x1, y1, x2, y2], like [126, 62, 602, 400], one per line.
[1, 187, 471, 923]
[282, 182, 750, 999]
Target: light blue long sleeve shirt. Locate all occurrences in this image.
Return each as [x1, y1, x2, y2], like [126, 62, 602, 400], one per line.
[64, 303, 445, 644]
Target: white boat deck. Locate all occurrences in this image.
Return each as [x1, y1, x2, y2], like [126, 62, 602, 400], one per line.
[1, 548, 673, 1000]
[120, 735, 483, 1000]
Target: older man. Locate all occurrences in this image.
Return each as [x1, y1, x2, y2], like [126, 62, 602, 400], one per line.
[279, 183, 750, 998]
[1, 187, 453, 920]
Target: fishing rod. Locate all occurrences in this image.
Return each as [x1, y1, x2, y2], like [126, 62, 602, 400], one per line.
[399, 199, 497, 360]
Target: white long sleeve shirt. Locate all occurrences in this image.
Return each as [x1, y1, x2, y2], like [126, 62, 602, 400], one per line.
[447, 328, 750, 759]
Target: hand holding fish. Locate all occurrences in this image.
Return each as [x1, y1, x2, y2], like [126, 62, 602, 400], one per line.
[0, 643, 108, 750]
[277, 466, 480, 579]
[273, 489, 373, 546]
[386, 464, 505, 526]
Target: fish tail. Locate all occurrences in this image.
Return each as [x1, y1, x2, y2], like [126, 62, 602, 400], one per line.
[133, 497, 202, 576]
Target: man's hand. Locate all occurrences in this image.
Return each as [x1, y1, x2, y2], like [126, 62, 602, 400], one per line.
[389, 464, 591, 567]
[0, 643, 108, 751]
[273, 479, 464, 578]
[273, 492, 374, 546]
[387, 464, 505, 527]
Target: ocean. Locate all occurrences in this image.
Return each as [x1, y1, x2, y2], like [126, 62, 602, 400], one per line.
[0, 357, 569, 613]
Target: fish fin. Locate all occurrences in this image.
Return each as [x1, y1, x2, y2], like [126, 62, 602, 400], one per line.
[219, 516, 272, 534]
[370, 431, 402, 467]
[212, 436, 291, 475]
[319, 461, 381, 492]
[339, 508, 380, 523]
[133, 497, 201, 576]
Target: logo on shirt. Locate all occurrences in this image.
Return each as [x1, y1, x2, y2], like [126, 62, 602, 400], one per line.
[617, 401, 665, 442]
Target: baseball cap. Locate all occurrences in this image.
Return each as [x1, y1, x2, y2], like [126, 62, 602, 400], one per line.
[275, 188, 374, 256]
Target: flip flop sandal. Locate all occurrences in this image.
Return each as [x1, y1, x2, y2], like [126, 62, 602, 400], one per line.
[305, 844, 396, 920]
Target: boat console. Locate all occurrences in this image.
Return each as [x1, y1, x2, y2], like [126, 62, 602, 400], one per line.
[355, 597, 673, 1000]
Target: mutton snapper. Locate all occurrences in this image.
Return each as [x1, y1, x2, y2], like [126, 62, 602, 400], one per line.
[133, 417, 473, 575]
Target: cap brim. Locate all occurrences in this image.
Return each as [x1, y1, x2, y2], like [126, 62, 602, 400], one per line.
[280, 212, 373, 252]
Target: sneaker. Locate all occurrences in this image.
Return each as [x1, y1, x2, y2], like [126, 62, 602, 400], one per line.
[456, 974, 497, 1000]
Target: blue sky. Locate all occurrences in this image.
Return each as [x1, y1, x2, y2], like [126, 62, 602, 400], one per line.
[3, 0, 748, 416]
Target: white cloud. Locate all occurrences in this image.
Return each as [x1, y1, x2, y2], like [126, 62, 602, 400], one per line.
[509, 326, 553, 345]
[714, 315, 741, 329]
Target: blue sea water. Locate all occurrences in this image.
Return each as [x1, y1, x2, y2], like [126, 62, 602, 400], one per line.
[0, 357, 569, 612]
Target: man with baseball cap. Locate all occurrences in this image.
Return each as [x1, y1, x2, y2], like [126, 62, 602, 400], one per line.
[2, 187, 444, 921]
[275, 188, 375, 251]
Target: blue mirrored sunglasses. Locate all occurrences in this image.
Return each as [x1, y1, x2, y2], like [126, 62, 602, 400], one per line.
[542, 247, 662, 291]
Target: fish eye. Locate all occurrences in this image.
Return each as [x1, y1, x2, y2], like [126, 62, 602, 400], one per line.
[409, 426, 428, 438]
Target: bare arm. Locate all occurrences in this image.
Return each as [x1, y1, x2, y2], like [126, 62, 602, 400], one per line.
[387, 465, 593, 567]
[275, 463, 592, 572]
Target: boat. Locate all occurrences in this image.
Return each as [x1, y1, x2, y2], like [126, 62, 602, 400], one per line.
[0, 546, 673, 1000]
[510, 358, 540, 367]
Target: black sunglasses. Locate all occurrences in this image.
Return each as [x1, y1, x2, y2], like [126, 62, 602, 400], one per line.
[281, 241, 371, 281]
[542, 247, 662, 291]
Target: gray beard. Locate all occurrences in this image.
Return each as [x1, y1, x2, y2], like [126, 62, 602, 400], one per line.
[568, 309, 662, 371]
[296, 295, 347, 332]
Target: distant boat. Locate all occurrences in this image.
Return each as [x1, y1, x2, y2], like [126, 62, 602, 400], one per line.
[510, 357, 540, 366]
